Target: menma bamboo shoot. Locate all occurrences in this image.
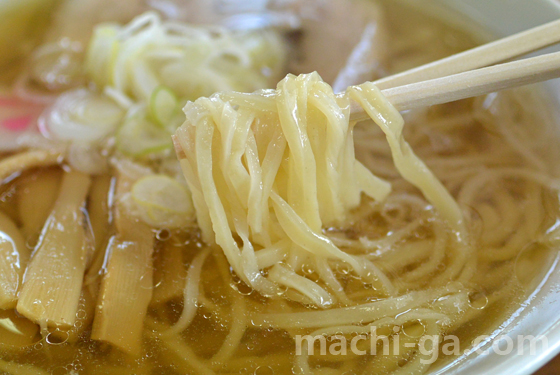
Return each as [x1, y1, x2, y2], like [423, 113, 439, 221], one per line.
[152, 237, 187, 304]
[83, 176, 115, 299]
[17, 169, 62, 241]
[91, 165, 154, 356]
[91, 228, 154, 355]
[17, 171, 91, 328]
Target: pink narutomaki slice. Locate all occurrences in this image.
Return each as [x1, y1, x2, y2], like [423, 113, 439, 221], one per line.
[0, 96, 45, 134]
[3, 115, 35, 132]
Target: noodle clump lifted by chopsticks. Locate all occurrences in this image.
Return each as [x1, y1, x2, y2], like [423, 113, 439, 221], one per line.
[174, 71, 473, 309]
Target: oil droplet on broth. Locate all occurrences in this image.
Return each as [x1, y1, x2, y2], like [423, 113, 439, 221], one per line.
[76, 308, 87, 320]
[229, 281, 254, 296]
[401, 320, 425, 339]
[335, 263, 351, 275]
[46, 330, 69, 345]
[468, 290, 488, 310]
[25, 235, 39, 250]
[155, 228, 171, 241]
[276, 286, 288, 297]
[300, 264, 314, 275]
[254, 365, 274, 375]
[229, 272, 254, 296]
[139, 273, 154, 290]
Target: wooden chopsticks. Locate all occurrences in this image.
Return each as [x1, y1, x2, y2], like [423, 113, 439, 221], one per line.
[374, 18, 560, 90]
[350, 50, 560, 121]
[349, 19, 560, 122]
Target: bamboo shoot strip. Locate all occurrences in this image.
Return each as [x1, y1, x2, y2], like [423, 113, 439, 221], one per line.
[91, 165, 155, 356]
[51, 287, 96, 344]
[152, 237, 187, 305]
[86, 175, 113, 267]
[0, 150, 61, 184]
[83, 176, 116, 299]
[17, 169, 61, 240]
[17, 171, 91, 328]
[0, 211, 28, 309]
[91, 229, 154, 355]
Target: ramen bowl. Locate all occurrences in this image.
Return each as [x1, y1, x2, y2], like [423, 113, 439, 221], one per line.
[1, 1, 560, 374]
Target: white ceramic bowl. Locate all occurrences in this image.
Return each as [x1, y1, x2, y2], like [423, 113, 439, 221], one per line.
[413, 1, 560, 374]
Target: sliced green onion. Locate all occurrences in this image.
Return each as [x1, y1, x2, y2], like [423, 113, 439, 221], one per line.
[85, 25, 119, 87]
[116, 113, 172, 157]
[45, 88, 124, 143]
[149, 86, 179, 129]
[131, 174, 193, 228]
[131, 60, 160, 102]
[83, 12, 288, 104]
